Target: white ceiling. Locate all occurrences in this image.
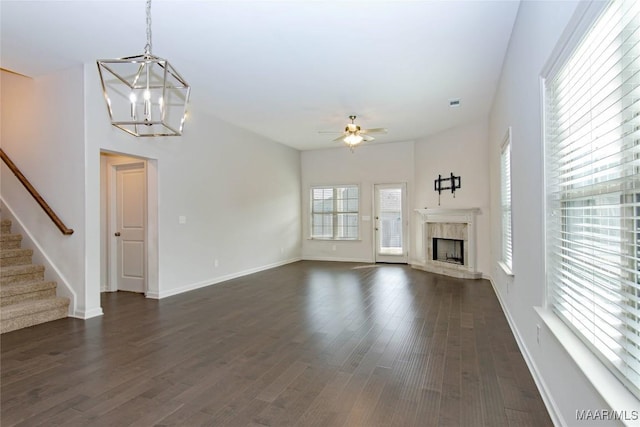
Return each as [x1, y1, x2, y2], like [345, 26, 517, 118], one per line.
[1, 0, 520, 150]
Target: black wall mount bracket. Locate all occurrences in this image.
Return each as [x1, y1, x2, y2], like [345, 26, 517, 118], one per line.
[434, 173, 461, 205]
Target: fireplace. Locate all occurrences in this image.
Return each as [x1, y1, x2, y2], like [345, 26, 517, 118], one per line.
[413, 208, 481, 279]
[433, 238, 464, 265]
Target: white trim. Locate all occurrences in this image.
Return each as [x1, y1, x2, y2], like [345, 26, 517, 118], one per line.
[301, 256, 373, 264]
[307, 238, 362, 242]
[415, 207, 480, 220]
[486, 275, 565, 427]
[498, 261, 513, 277]
[373, 182, 409, 264]
[153, 257, 302, 299]
[100, 151, 160, 300]
[0, 198, 79, 317]
[309, 184, 361, 241]
[536, 307, 640, 427]
[73, 307, 104, 319]
[540, 0, 609, 79]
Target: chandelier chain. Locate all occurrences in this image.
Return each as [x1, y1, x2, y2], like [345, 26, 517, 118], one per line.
[144, 0, 152, 55]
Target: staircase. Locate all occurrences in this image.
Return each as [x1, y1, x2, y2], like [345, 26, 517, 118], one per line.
[0, 219, 69, 333]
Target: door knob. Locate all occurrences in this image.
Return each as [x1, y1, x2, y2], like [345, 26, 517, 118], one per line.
[114, 232, 121, 237]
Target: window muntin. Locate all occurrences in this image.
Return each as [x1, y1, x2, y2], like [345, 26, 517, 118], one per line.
[311, 185, 359, 240]
[544, 0, 640, 398]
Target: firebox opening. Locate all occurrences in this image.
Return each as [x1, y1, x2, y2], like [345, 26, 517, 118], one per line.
[433, 238, 464, 265]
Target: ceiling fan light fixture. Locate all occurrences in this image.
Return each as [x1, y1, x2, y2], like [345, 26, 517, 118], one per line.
[97, 0, 191, 137]
[319, 115, 385, 151]
[344, 133, 364, 146]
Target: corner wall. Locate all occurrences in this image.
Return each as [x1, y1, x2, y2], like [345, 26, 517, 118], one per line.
[1, 68, 88, 317]
[413, 120, 490, 273]
[487, 1, 620, 425]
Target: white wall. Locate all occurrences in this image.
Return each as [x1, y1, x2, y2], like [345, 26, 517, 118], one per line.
[487, 1, 631, 425]
[301, 141, 415, 262]
[413, 120, 490, 273]
[84, 64, 302, 300]
[1, 68, 88, 317]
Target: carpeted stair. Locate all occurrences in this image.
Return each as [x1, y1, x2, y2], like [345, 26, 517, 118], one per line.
[0, 219, 69, 333]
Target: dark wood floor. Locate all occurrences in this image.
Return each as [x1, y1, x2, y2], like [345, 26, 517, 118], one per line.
[1, 261, 551, 427]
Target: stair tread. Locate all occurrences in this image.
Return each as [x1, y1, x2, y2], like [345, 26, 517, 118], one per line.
[1, 280, 56, 295]
[0, 233, 22, 241]
[1, 297, 69, 319]
[0, 248, 33, 258]
[0, 264, 45, 277]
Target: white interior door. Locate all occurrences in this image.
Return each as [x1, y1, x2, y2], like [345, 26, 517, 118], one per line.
[374, 183, 408, 263]
[115, 162, 146, 293]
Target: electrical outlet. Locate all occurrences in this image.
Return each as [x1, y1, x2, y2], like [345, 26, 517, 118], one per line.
[214, 259, 219, 268]
[536, 324, 541, 344]
[332, 245, 337, 251]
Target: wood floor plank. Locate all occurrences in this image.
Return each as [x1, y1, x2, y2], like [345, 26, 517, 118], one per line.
[295, 370, 351, 427]
[256, 360, 309, 403]
[342, 365, 391, 426]
[459, 318, 484, 427]
[1, 261, 552, 427]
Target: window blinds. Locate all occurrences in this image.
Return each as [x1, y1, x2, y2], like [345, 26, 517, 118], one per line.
[311, 186, 359, 240]
[545, 0, 640, 398]
[501, 136, 513, 270]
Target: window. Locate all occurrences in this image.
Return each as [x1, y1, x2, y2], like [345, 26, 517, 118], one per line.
[544, 0, 640, 398]
[310, 185, 359, 240]
[500, 128, 513, 273]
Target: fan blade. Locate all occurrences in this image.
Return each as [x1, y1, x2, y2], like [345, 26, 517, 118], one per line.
[362, 135, 375, 142]
[333, 134, 348, 142]
[318, 131, 343, 134]
[360, 128, 387, 134]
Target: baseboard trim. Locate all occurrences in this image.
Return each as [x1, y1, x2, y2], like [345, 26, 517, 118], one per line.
[72, 307, 104, 319]
[301, 256, 373, 263]
[486, 274, 563, 427]
[153, 257, 302, 299]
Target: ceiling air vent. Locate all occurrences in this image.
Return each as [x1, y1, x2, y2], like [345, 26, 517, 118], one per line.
[449, 98, 461, 107]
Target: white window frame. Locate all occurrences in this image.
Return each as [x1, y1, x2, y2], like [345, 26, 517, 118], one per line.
[542, 0, 640, 403]
[310, 185, 360, 240]
[500, 127, 514, 276]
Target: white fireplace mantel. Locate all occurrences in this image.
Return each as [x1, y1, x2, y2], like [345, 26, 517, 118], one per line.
[415, 208, 480, 224]
[413, 207, 482, 279]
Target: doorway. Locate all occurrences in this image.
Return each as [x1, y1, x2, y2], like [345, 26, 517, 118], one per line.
[101, 153, 153, 294]
[113, 162, 146, 292]
[374, 183, 408, 263]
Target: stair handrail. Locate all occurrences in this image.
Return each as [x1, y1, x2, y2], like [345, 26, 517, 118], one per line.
[0, 148, 74, 235]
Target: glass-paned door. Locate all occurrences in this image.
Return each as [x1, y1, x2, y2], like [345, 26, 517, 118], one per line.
[374, 183, 408, 263]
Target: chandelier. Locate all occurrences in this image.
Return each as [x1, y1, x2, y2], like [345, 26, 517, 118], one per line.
[97, 0, 191, 137]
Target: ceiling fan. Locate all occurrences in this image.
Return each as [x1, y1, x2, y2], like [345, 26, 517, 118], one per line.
[319, 115, 387, 150]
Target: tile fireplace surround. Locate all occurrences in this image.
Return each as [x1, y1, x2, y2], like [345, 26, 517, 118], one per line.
[413, 208, 482, 279]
